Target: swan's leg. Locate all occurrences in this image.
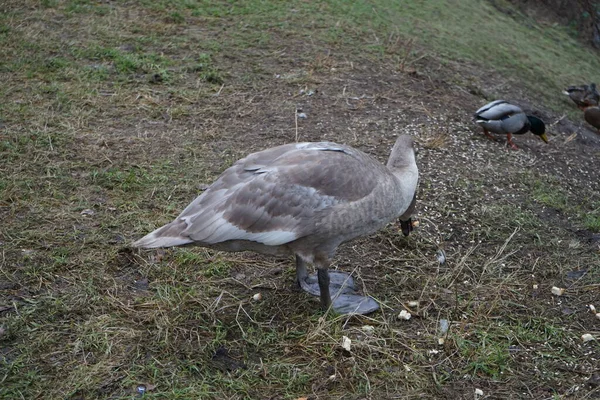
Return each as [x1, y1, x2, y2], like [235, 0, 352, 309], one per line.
[315, 258, 379, 315]
[400, 218, 413, 237]
[296, 255, 379, 315]
[317, 268, 331, 311]
[296, 255, 356, 296]
[399, 193, 416, 237]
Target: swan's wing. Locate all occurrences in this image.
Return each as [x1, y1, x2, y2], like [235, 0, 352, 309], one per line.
[133, 143, 381, 248]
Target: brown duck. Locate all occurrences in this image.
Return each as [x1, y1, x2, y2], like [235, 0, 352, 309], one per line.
[584, 106, 600, 134]
[133, 135, 419, 315]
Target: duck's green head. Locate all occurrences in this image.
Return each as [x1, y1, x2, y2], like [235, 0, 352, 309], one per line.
[527, 116, 548, 143]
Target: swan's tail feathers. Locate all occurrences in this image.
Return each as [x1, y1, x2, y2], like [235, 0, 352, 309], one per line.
[132, 220, 193, 248]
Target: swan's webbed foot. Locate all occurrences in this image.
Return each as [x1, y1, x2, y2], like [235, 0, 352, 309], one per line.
[331, 294, 379, 315]
[295, 256, 379, 315]
[299, 271, 357, 296]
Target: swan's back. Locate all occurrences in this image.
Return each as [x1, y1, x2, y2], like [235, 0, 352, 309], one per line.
[133, 140, 414, 253]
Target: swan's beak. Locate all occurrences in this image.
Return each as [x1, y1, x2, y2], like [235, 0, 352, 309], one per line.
[539, 133, 549, 143]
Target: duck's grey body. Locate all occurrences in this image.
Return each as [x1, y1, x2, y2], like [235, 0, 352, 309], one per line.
[473, 100, 548, 149]
[134, 135, 418, 314]
[474, 100, 530, 135]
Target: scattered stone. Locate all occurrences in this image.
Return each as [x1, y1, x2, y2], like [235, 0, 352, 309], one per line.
[252, 293, 262, 301]
[398, 310, 412, 320]
[551, 286, 565, 296]
[408, 300, 419, 308]
[439, 319, 449, 335]
[80, 209, 95, 216]
[297, 112, 307, 119]
[341, 336, 351, 352]
[475, 388, 484, 397]
[581, 333, 595, 342]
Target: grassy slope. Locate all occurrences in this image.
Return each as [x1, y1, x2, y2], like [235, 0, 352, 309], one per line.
[1, 0, 599, 399]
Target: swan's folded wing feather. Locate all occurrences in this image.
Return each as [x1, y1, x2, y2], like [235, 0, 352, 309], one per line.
[133, 143, 380, 248]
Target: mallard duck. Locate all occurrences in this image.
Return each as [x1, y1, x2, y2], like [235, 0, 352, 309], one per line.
[473, 100, 549, 149]
[584, 106, 600, 134]
[133, 135, 419, 315]
[564, 83, 599, 110]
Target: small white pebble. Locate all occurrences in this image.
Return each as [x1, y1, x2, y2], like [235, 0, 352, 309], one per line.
[297, 112, 307, 119]
[532, 284, 539, 289]
[582, 334, 595, 342]
[551, 286, 565, 296]
[398, 310, 412, 320]
[438, 337, 445, 345]
[252, 293, 262, 301]
[341, 336, 351, 351]
[408, 300, 419, 307]
[328, 374, 336, 381]
[475, 388, 484, 396]
[595, 313, 600, 320]
[589, 304, 596, 313]
[428, 349, 439, 355]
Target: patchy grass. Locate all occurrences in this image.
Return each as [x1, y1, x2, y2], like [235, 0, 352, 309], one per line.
[1, 0, 600, 399]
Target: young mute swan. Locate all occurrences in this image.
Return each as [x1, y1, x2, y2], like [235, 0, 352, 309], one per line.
[133, 135, 418, 315]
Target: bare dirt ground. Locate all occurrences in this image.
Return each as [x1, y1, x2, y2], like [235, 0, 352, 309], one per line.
[1, 1, 600, 399]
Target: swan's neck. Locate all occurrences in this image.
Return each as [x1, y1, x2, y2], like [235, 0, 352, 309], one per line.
[390, 164, 418, 195]
[387, 149, 418, 213]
